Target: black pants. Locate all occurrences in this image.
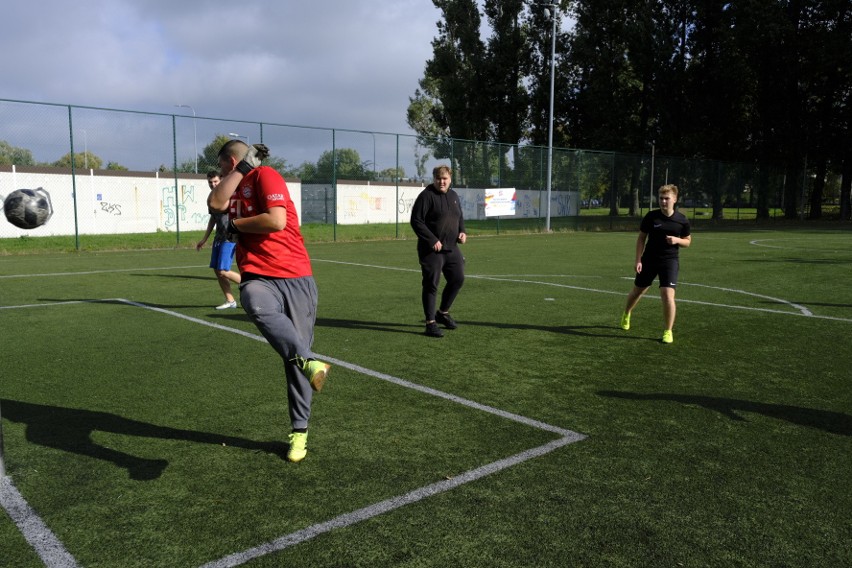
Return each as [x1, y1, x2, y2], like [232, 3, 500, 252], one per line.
[419, 247, 465, 321]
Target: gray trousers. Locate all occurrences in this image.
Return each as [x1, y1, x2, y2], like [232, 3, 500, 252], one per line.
[240, 275, 319, 430]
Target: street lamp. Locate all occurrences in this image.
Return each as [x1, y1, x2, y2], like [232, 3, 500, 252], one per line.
[543, 3, 558, 232]
[370, 133, 376, 176]
[229, 132, 250, 146]
[175, 104, 198, 173]
[81, 129, 88, 169]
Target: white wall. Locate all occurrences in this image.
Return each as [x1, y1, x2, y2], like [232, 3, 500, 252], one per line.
[333, 182, 578, 224]
[1, 169, 576, 238]
[0, 168, 302, 238]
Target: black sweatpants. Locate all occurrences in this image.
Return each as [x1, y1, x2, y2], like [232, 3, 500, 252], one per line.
[419, 246, 465, 321]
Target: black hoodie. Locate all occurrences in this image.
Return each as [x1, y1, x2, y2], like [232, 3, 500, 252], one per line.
[410, 184, 466, 256]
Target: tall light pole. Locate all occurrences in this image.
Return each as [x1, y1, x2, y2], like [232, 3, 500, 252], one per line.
[370, 133, 376, 177]
[176, 104, 197, 173]
[229, 132, 250, 146]
[81, 129, 88, 169]
[543, 3, 558, 232]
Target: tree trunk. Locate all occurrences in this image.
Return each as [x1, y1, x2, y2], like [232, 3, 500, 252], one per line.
[840, 153, 852, 221]
[629, 162, 641, 216]
[808, 158, 827, 219]
[784, 162, 801, 219]
[756, 167, 771, 220]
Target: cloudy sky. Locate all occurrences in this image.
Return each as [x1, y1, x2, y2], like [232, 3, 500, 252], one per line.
[3, 1, 445, 135]
[2, 1, 572, 174]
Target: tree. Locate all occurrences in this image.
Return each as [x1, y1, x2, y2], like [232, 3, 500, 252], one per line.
[0, 141, 35, 166]
[313, 148, 370, 181]
[53, 151, 102, 170]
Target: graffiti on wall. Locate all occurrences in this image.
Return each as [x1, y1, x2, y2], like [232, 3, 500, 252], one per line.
[161, 184, 199, 229]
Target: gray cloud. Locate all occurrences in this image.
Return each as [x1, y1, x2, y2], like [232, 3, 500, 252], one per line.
[2, 1, 440, 134]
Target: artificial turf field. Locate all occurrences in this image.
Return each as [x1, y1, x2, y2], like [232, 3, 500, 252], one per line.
[1, 228, 851, 567]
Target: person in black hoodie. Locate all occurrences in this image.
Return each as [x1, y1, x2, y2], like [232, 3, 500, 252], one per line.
[410, 165, 467, 338]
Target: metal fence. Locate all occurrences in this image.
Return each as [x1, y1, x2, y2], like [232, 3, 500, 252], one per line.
[0, 98, 831, 247]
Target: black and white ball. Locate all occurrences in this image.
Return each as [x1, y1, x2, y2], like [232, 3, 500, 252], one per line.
[3, 188, 54, 229]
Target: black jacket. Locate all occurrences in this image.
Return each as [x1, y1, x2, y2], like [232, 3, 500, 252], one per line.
[410, 184, 466, 256]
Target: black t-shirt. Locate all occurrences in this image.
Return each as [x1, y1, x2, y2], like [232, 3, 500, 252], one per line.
[639, 209, 691, 260]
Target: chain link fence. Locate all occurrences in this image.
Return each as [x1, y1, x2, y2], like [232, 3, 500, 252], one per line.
[0, 98, 834, 249]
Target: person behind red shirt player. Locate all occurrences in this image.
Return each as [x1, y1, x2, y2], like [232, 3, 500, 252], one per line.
[208, 140, 330, 463]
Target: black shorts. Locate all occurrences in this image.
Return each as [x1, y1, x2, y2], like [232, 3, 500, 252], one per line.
[635, 257, 679, 289]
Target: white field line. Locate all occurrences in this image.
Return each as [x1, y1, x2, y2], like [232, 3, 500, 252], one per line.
[748, 238, 851, 253]
[0, 265, 208, 279]
[3, 259, 845, 321]
[313, 258, 852, 323]
[1, 298, 585, 568]
[0, 477, 80, 568]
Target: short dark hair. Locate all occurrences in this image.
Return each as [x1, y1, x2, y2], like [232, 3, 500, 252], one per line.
[217, 139, 248, 160]
[206, 170, 220, 180]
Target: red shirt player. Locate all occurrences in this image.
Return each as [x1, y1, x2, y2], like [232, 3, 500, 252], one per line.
[208, 140, 330, 463]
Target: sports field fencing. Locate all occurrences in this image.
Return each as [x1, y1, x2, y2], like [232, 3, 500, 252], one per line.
[0, 98, 839, 249]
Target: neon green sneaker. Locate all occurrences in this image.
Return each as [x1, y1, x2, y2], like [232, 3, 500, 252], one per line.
[662, 330, 674, 344]
[620, 312, 631, 330]
[287, 432, 308, 463]
[292, 356, 331, 392]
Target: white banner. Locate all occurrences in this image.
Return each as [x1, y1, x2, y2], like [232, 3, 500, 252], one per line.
[484, 187, 517, 217]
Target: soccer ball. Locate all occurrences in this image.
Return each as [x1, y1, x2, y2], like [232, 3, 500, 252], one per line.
[3, 187, 54, 229]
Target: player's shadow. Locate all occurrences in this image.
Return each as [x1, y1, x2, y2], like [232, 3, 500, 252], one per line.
[597, 391, 852, 436]
[315, 317, 423, 335]
[464, 320, 639, 339]
[131, 273, 212, 281]
[0, 399, 289, 481]
[38, 298, 213, 310]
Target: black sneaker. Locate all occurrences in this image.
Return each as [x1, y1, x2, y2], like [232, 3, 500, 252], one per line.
[424, 321, 444, 337]
[435, 311, 457, 330]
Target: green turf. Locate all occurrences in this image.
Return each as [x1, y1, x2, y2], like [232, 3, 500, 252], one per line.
[1, 228, 851, 567]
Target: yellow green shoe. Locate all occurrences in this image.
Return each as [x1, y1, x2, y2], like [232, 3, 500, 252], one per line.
[304, 360, 330, 392]
[287, 431, 308, 462]
[620, 312, 631, 330]
[293, 356, 331, 392]
[662, 330, 673, 344]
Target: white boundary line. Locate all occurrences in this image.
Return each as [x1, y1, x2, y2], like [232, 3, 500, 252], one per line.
[1, 299, 585, 568]
[0, 477, 80, 568]
[0, 265, 208, 279]
[311, 260, 851, 323]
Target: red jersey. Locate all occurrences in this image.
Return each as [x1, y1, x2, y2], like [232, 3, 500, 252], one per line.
[228, 166, 312, 278]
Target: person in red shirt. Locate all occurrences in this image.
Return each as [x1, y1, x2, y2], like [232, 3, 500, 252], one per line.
[208, 140, 329, 463]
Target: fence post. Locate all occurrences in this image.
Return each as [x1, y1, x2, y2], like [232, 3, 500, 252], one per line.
[172, 114, 181, 245]
[68, 106, 81, 251]
[0, 400, 5, 477]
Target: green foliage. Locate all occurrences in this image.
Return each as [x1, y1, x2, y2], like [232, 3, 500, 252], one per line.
[311, 148, 371, 181]
[411, 0, 850, 219]
[53, 150, 102, 170]
[0, 140, 35, 166]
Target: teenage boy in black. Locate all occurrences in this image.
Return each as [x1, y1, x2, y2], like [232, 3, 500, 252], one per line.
[620, 184, 692, 344]
[410, 165, 467, 338]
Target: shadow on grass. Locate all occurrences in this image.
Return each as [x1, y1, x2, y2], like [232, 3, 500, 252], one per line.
[315, 317, 423, 335]
[39, 298, 229, 311]
[464, 320, 647, 339]
[131, 273, 213, 281]
[314, 317, 652, 340]
[0, 399, 289, 481]
[597, 391, 852, 436]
